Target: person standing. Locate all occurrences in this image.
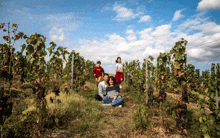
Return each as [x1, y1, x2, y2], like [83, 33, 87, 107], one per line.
[115, 57, 126, 89]
[93, 61, 105, 87]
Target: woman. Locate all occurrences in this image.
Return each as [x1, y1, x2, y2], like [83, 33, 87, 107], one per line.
[115, 57, 126, 89]
[101, 76, 124, 107]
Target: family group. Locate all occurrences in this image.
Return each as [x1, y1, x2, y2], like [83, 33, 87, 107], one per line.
[92, 57, 126, 107]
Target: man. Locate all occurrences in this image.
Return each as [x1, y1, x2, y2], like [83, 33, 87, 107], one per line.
[95, 73, 109, 101]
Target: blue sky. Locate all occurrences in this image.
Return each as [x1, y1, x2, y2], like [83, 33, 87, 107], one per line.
[0, 0, 220, 75]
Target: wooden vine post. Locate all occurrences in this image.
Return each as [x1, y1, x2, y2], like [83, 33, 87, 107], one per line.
[215, 64, 219, 108]
[146, 59, 148, 105]
[71, 54, 74, 94]
[124, 60, 126, 83]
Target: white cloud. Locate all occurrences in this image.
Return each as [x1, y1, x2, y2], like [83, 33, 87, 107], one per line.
[126, 34, 137, 41]
[117, 42, 129, 52]
[49, 27, 70, 43]
[44, 12, 88, 48]
[45, 12, 88, 32]
[190, 22, 220, 34]
[177, 12, 211, 33]
[126, 30, 137, 41]
[179, 17, 208, 30]
[126, 30, 134, 34]
[72, 11, 220, 74]
[197, 0, 220, 10]
[139, 28, 154, 43]
[151, 24, 172, 37]
[172, 9, 185, 21]
[113, 5, 143, 21]
[142, 47, 165, 57]
[139, 28, 153, 35]
[106, 33, 126, 43]
[138, 15, 151, 22]
[187, 48, 213, 59]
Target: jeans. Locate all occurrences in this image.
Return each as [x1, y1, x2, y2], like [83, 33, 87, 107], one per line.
[101, 96, 124, 106]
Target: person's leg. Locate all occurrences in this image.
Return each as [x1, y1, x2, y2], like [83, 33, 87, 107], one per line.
[120, 74, 123, 83]
[96, 76, 101, 87]
[98, 76, 101, 83]
[115, 72, 120, 84]
[117, 73, 122, 84]
[101, 96, 113, 104]
[120, 73, 124, 83]
[119, 78, 123, 86]
[118, 73, 124, 88]
[95, 77, 97, 86]
[95, 94, 102, 101]
[95, 77, 99, 87]
[111, 97, 124, 106]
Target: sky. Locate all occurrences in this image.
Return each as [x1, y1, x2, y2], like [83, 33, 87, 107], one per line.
[0, 0, 220, 75]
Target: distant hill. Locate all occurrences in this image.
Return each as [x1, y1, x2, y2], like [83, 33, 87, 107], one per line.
[108, 73, 115, 77]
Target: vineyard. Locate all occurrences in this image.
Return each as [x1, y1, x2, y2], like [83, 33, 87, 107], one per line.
[0, 22, 220, 138]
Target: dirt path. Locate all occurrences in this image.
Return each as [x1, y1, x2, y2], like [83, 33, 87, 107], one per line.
[87, 84, 185, 138]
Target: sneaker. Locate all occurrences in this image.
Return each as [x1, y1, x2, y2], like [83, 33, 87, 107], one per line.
[118, 105, 122, 108]
[119, 84, 122, 89]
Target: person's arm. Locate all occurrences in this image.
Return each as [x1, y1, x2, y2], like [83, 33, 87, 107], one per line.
[118, 64, 123, 71]
[93, 67, 96, 76]
[102, 67, 105, 76]
[123, 64, 126, 70]
[112, 95, 117, 102]
[105, 88, 110, 98]
[116, 64, 120, 72]
[116, 84, 120, 96]
[98, 83, 107, 98]
[112, 85, 120, 102]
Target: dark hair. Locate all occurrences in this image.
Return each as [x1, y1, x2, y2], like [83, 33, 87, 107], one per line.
[115, 57, 121, 63]
[97, 61, 101, 64]
[107, 76, 116, 86]
[103, 73, 109, 78]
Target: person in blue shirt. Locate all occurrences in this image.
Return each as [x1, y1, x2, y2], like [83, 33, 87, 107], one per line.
[101, 76, 124, 107]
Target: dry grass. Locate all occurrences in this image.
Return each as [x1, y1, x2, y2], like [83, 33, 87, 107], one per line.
[2, 76, 218, 138]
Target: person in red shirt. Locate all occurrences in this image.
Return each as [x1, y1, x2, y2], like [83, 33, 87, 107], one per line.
[93, 61, 105, 87]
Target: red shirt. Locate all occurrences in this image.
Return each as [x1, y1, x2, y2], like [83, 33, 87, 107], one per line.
[93, 66, 105, 76]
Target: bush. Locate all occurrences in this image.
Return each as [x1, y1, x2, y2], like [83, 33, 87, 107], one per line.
[132, 104, 152, 130]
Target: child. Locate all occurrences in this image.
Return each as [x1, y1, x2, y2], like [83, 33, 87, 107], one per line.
[115, 57, 126, 89]
[93, 61, 105, 87]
